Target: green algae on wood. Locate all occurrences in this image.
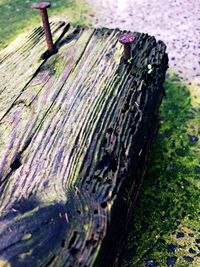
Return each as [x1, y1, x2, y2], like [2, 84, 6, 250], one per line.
[0, 24, 168, 266]
[0, 26, 94, 183]
[0, 21, 68, 121]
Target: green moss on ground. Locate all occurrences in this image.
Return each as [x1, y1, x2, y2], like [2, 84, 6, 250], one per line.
[121, 74, 200, 267]
[0, 0, 90, 50]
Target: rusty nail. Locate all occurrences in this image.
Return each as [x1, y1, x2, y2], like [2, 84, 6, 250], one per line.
[32, 2, 54, 53]
[118, 34, 135, 61]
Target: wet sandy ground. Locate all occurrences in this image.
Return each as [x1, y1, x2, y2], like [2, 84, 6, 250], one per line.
[86, 0, 200, 84]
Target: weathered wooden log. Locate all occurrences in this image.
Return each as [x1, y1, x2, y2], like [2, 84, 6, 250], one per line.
[0, 23, 168, 267]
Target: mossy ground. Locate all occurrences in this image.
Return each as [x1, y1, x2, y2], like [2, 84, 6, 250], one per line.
[121, 74, 200, 267]
[0, 0, 90, 50]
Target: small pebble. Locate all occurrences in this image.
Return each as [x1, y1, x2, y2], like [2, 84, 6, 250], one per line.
[145, 260, 156, 267]
[181, 204, 187, 209]
[167, 256, 177, 266]
[195, 166, 200, 173]
[183, 256, 194, 263]
[172, 77, 180, 82]
[182, 211, 186, 218]
[188, 233, 194, 237]
[175, 149, 185, 157]
[188, 135, 199, 142]
[189, 248, 196, 254]
[182, 179, 189, 187]
[176, 232, 184, 238]
[169, 163, 176, 170]
[141, 222, 149, 230]
[168, 244, 176, 253]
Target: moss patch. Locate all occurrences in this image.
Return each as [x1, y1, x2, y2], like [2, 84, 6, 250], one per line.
[121, 74, 200, 267]
[0, 0, 90, 50]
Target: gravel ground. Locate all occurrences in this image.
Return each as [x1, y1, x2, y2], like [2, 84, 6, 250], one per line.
[86, 0, 200, 84]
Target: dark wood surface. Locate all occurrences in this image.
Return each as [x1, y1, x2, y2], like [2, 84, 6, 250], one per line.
[0, 22, 168, 267]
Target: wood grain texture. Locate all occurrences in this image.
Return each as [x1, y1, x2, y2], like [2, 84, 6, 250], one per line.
[0, 23, 168, 267]
[0, 21, 67, 121]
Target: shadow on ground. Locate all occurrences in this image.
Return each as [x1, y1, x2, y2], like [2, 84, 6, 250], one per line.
[121, 74, 200, 267]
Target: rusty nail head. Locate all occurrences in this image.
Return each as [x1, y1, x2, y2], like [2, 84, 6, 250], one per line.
[32, 2, 51, 9]
[118, 34, 135, 61]
[32, 2, 54, 53]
